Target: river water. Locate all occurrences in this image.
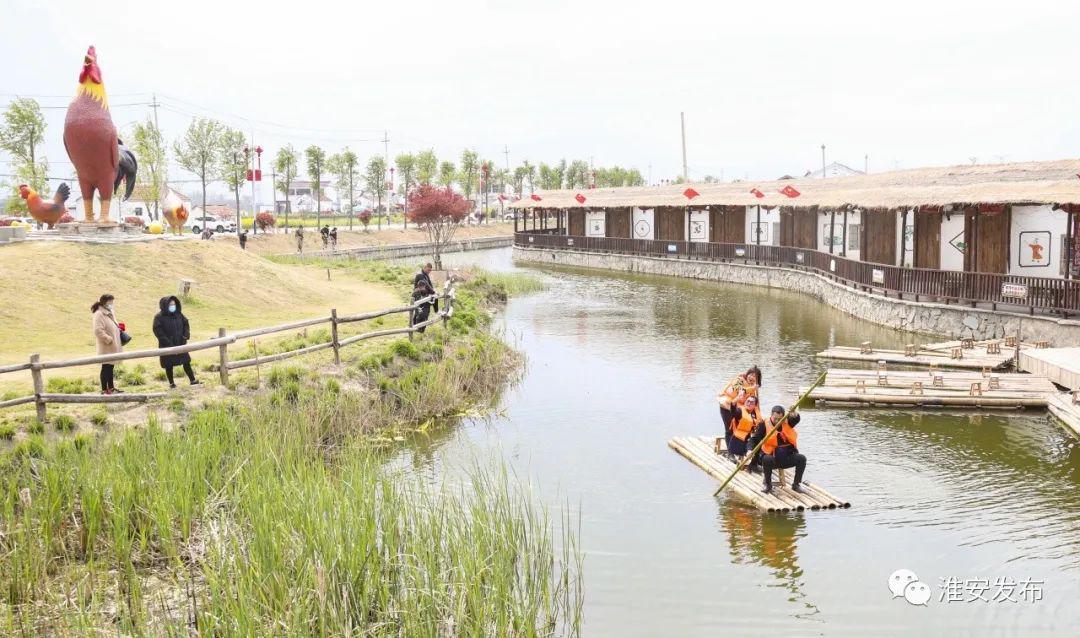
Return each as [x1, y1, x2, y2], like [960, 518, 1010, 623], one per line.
[398, 248, 1080, 636]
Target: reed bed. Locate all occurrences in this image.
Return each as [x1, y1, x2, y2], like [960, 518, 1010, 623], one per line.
[0, 271, 581, 636]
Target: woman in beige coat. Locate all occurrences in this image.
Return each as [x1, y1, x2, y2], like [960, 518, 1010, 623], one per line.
[91, 293, 122, 394]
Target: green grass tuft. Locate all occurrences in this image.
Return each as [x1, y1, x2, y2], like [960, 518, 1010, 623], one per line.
[52, 414, 76, 432]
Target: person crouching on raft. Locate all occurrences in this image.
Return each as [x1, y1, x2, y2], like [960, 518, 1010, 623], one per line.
[717, 366, 762, 456]
[728, 395, 764, 460]
[760, 405, 806, 494]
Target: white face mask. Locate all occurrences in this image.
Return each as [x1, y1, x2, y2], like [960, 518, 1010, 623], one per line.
[106, 303, 114, 311]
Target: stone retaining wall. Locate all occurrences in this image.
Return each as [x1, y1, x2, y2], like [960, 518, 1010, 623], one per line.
[514, 246, 1080, 344]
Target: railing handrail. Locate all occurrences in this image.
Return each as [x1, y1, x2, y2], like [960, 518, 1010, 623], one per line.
[1, 285, 456, 418]
[514, 231, 1080, 314]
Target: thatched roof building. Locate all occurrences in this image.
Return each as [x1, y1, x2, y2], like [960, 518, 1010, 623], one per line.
[509, 159, 1080, 211]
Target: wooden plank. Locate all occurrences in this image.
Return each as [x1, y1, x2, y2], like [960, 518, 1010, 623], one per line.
[1018, 347, 1080, 390]
[815, 346, 1013, 370]
[227, 341, 334, 370]
[40, 393, 168, 404]
[668, 435, 849, 512]
[0, 395, 35, 409]
[231, 316, 330, 340]
[0, 362, 33, 376]
[37, 336, 237, 370]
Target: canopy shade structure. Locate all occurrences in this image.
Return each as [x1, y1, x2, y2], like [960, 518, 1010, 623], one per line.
[509, 159, 1080, 211]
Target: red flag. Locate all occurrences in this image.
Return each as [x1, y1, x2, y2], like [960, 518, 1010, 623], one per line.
[780, 185, 801, 198]
[498, 194, 507, 202]
[683, 187, 700, 200]
[575, 193, 586, 204]
[750, 188, 765, 199]
[530, 194, 542, 201]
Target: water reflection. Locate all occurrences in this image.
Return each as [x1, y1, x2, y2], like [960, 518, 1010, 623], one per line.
[719, 504, 821, 621]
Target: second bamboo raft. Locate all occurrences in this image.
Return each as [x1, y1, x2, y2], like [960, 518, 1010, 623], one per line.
[669, 435, 850, 513]
[803, 368, 1057, 408]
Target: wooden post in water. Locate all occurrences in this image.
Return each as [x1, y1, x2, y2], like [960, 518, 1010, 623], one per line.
[330, 308, 341, 365]
[217, 328, 229, 386]
[30, 354, 45, 422]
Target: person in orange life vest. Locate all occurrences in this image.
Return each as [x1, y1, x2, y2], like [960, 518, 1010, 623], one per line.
[760, 405, 806, 494]
[718, 366, 762, 457]
[727, 395, 764, 459]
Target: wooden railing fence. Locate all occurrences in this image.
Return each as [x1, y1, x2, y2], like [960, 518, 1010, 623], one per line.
[516, 232, 1080, 315]
[0, 284, 456, 421]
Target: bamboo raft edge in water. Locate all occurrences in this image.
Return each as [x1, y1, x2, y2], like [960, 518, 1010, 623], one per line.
[802, 369, 1058, 408]
[668, 435, 850, 513]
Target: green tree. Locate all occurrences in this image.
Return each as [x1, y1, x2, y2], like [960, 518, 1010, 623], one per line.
[363, 155, 387, 229]
[395, 153, 417, 228]
[566, 160, 590, 189]
[328, 149, 359, 230]
[173, 117, 224, 223]
[415, 149, 437, 185]
[438, 161, 456, 189]
[522, 160, 537, 194]
[218, 127, 248, 236]
[305, 145, 327, 227]
[274, 145, 299, 232]
[458, 149, 479, 203]
[511, 166, 528, 197]
[131, 118, 166, 220]
[0, 98, 48, 213]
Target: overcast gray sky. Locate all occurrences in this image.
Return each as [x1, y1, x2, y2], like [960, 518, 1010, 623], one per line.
[3, 0, 1079, 198]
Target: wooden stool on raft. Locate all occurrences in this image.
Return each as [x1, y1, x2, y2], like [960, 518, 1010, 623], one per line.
[1035, 340, 1050, 349]
[981, 366, 991, 377]
[961, 338, 976, 350]
[950, 347, 964, 360]
[855, 380, 867, 394]
[986, 341, 1002, 355]
[1072, 390, 1080, 406]
[860, 341, 873, 354]
[904, 344, 917, 357]
[932, 373, 944, 388]
[1005, 335, 1018, 347]
[970, 382, 983, 397]
[877, 373, 889, 387]
[988, 376, 1001, 390]
[910, 381, 924, 395]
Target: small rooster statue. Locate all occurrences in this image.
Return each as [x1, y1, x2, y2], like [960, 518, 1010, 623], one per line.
[162, 190, 189, 234]
[19, 183, 71, 228]
[64, 46, 132, 223]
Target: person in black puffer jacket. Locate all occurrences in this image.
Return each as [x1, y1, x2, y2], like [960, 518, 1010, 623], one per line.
[152, 295, 200, 388]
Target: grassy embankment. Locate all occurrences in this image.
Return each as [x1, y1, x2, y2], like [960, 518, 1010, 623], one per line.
[0, 250, 575, 635]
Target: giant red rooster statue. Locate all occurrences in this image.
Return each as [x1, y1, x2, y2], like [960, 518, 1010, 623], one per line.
[63, 46, 120, 223]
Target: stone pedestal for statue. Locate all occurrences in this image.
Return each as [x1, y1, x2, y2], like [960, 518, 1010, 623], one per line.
[58, 221, 143, 237]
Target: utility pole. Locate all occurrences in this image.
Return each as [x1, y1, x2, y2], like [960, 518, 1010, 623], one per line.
[151, 93, 164, 220]
[864, 153, 869, 174]
[680, 112, 689, 183]
[503, 145, 510, 172]
[821, 143, 826, 178]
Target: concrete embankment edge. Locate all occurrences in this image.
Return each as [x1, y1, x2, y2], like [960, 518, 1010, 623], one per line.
[513, 246, 1080, 344]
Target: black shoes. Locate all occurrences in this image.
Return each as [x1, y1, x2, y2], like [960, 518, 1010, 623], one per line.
[791, 483, 806, 494]
[169, 383, 177, 389]
[190, 380, 201, 386]
[762, 482, 773, 494]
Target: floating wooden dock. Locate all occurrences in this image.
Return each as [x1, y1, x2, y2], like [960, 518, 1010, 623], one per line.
[815, 337, 1041, 371]
[1046, 392, 1080, 438]
[802, 368, 1057, 408]
[668, 435, 850, 512]
[1018, 346, 1080, 389]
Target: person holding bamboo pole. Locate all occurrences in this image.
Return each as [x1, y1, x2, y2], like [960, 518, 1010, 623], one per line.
[727, 395, 765, 460]
[759, 405, 806, 494]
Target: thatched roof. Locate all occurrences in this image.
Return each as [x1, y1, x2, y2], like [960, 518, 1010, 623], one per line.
[510, 159, 1080, 210]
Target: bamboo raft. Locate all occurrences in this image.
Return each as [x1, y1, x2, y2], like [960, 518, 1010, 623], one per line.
[802, 368, 1057, 408]
[668, 435, 850, 512]
[814, 337, 1041, 371]
[1046, 392, 1080, 438]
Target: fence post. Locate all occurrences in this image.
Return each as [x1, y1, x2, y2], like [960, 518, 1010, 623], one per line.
[30, 354, 45, 423]
[443, 286, 453, 327]
[218, 328, 229, 386]
[330, 309, 341, 365]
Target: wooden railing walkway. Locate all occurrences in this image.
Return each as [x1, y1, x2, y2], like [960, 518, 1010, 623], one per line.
[516, 232, 1080, 315]
[0, 284, 456, 421]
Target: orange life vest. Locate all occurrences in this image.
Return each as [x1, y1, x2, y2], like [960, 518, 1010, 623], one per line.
[761, 418, 799, 455]
[732, 406, 763, 441]
[720, 377, 759, 409]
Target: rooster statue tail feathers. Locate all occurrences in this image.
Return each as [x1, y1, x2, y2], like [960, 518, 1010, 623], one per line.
[114, 138, 137, 201]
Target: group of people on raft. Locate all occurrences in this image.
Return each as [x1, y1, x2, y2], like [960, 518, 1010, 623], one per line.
[717, 366, 808, 494]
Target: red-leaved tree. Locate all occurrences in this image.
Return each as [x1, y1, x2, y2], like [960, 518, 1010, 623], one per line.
[406, 184, 470, 269]
[358, 209, 372, 231]
[255, 212, 276, 231]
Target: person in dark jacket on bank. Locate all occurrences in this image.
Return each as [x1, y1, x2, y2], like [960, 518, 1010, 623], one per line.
[152, 295, 200, 388]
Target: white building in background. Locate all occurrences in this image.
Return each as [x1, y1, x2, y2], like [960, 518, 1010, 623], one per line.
[804, 162, 865, 179]
[280, 180, 338, 214]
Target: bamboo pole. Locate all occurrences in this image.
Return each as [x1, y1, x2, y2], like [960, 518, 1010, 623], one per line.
[30, 354, 45, 422]
[713, 371, 827, 497]
[218, 328, 229, 386]
[330, 309, 341, 365]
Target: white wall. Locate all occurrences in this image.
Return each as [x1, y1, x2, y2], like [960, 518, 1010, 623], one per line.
[744, 206, 781, 245]
[632, 207, 654, 239]
[815, 209, 861, 259]
[896, 209, 915, 267]
[689, 210, 710, 242]
[585, 210, 606, 237]
[1010, 205, 1069, 277]
[940, 211, 966, 271]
